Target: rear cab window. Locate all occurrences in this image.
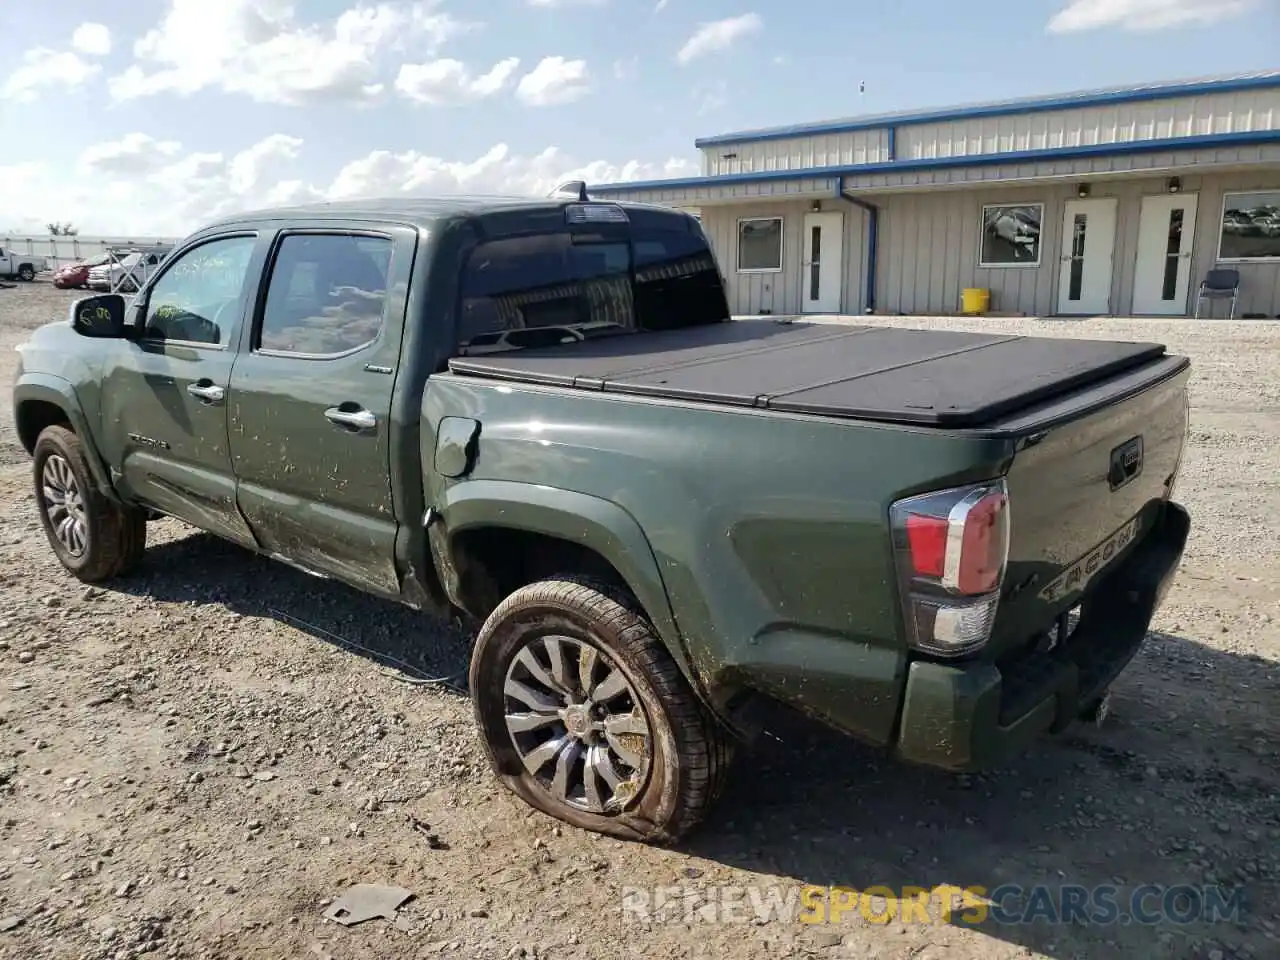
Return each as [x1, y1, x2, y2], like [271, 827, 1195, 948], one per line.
[456, 205, 729, 355]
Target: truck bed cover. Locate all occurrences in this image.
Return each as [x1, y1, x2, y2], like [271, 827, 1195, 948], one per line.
[447, 318, 1170, 428]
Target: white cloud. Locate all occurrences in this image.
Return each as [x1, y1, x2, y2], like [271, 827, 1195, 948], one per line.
[2, 21, 116, 102]
[226, 134, 307, 194]
[395, 57, 521, 104]
[654, 0, 671, 11]
[527, 0, 607, 5]
[677, 13, 762, 64]
[108, 0, 477, 105]
[327, 143, 695, 199]
[4, 132, 318, 236]
[694, 79, 729, 115]
[71, 22, 113, 56]
[516, 56, 592, 106]
[78, 133, 184, 177]
[1047, 0, 1258, 32]
[3, 135, 698, 236]
[2, 49, 101, 102]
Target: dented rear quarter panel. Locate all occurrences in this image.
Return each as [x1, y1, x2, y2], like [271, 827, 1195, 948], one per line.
[421, 373, 1017, 744]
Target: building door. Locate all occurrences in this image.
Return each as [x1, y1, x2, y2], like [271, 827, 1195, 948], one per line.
[1056, 198, 1117, 315]
[1132, 193, 1198, 315]
[801, 211, 844, 313]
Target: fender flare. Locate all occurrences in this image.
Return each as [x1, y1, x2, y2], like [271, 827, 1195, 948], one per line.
[13, 373, 121, 503]
[437, 479, 694, 680]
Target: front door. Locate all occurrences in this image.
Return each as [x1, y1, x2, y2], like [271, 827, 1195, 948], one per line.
[227, 226, 416, 598]
[801, 211, 844, 313]
[1132, 193, 1199, 315]
[98, 232, 264, 548]
[1056, 198, 1117, 316]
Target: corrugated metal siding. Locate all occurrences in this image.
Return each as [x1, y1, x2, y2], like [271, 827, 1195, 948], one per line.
[873, 171, 1280, 316]
[899, 89, 1280, 162]
[1195, 173, 1280, 317]
[843, 143, 1280, 192]
[700, 201, 869, 316]
[699, 129, 891, 176]
[878, 186, 1061, 315]
[606, 168, 1280, 319]
[601, 177, 837, 206]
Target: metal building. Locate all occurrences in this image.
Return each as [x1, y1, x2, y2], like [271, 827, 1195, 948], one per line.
[590, 71, 1280, 319]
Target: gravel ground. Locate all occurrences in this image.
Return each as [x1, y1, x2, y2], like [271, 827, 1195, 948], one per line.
[1, 281, 1277, 960]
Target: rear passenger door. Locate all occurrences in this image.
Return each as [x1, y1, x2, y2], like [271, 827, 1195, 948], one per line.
[227, 226, 416, 597]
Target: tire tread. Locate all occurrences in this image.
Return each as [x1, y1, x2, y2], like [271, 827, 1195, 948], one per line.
[473, 574, 734, 844]
[33, 426, 146, 583]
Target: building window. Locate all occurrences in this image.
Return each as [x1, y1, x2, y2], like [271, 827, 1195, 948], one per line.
[979, 203, 1043, 267]
[737, 217, 783, 272]
[1218, 191, 1280, 262]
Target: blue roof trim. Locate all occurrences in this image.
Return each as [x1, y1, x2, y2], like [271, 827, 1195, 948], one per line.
[693, 72, 1280, 148]
[591, 129, 1280, 194]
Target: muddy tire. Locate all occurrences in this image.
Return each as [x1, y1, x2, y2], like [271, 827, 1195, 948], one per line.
[32, 426, 147, 583]
[17, 264, 35, 281]
[470, 576, 733, 844]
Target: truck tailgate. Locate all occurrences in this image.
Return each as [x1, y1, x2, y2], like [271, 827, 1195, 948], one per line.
[988, 362, 1190, 659]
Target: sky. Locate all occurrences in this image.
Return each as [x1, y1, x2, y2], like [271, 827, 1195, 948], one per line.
[1, 0, 1278, 237]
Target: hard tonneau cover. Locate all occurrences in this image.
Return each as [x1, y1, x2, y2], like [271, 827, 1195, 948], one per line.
[448, 319, 1171, 428]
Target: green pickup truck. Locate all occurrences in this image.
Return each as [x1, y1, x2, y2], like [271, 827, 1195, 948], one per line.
[12, 193, 1191, 843]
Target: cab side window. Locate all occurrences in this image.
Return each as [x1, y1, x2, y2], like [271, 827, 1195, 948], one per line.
[142, 235, 258, 346]
[257, 234, 392, 356]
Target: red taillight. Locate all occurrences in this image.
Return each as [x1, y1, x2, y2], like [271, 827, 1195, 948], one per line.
[955, 491, 1007, 595]
[905, 514, 947, 577]
[891, 480, 1011, 658]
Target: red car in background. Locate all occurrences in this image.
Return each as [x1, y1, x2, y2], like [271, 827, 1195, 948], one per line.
[52, 254, 110, 289]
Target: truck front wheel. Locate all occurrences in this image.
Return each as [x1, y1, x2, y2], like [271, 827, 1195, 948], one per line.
[32, 426, 147, 582]
[469, 576, 733, 844]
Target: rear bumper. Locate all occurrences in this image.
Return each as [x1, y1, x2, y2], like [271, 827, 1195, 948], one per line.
[893, 500, 1190, 772]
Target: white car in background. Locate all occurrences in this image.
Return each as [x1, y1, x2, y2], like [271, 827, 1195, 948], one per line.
[0, 247, 49, 281]
[87, 251, 167, 292]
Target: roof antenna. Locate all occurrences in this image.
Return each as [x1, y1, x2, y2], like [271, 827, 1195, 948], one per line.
[549, 180, 590, 201]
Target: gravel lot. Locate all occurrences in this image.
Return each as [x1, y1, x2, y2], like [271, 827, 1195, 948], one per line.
[1, 281, 1277, 960]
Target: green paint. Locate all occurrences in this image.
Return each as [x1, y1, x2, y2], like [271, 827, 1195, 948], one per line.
[12, 197, 1192, 775]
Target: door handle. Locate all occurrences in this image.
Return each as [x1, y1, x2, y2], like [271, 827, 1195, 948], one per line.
[187, 382, 225, 403]
[324, 406, 377, 431]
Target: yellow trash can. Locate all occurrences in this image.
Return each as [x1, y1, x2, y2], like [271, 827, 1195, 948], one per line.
[961, 288, 990, 315]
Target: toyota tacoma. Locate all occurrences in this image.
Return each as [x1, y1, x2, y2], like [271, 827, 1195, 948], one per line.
[12, 191, 1191, 843]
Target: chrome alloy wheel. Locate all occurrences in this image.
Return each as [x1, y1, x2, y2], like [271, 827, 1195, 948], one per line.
[41, 454, 88, 557]
[502, 634, 652, 813]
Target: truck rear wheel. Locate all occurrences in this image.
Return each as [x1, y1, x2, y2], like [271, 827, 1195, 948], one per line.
[32, 426, 147, 583]
[469, 576, 733, 844]
[18, 264, 35, 281]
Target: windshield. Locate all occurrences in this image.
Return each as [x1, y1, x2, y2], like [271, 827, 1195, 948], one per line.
[456, 221, 729, 355]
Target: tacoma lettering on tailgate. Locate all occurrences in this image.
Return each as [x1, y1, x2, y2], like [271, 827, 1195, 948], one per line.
[1038, 516, 1140, 603]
